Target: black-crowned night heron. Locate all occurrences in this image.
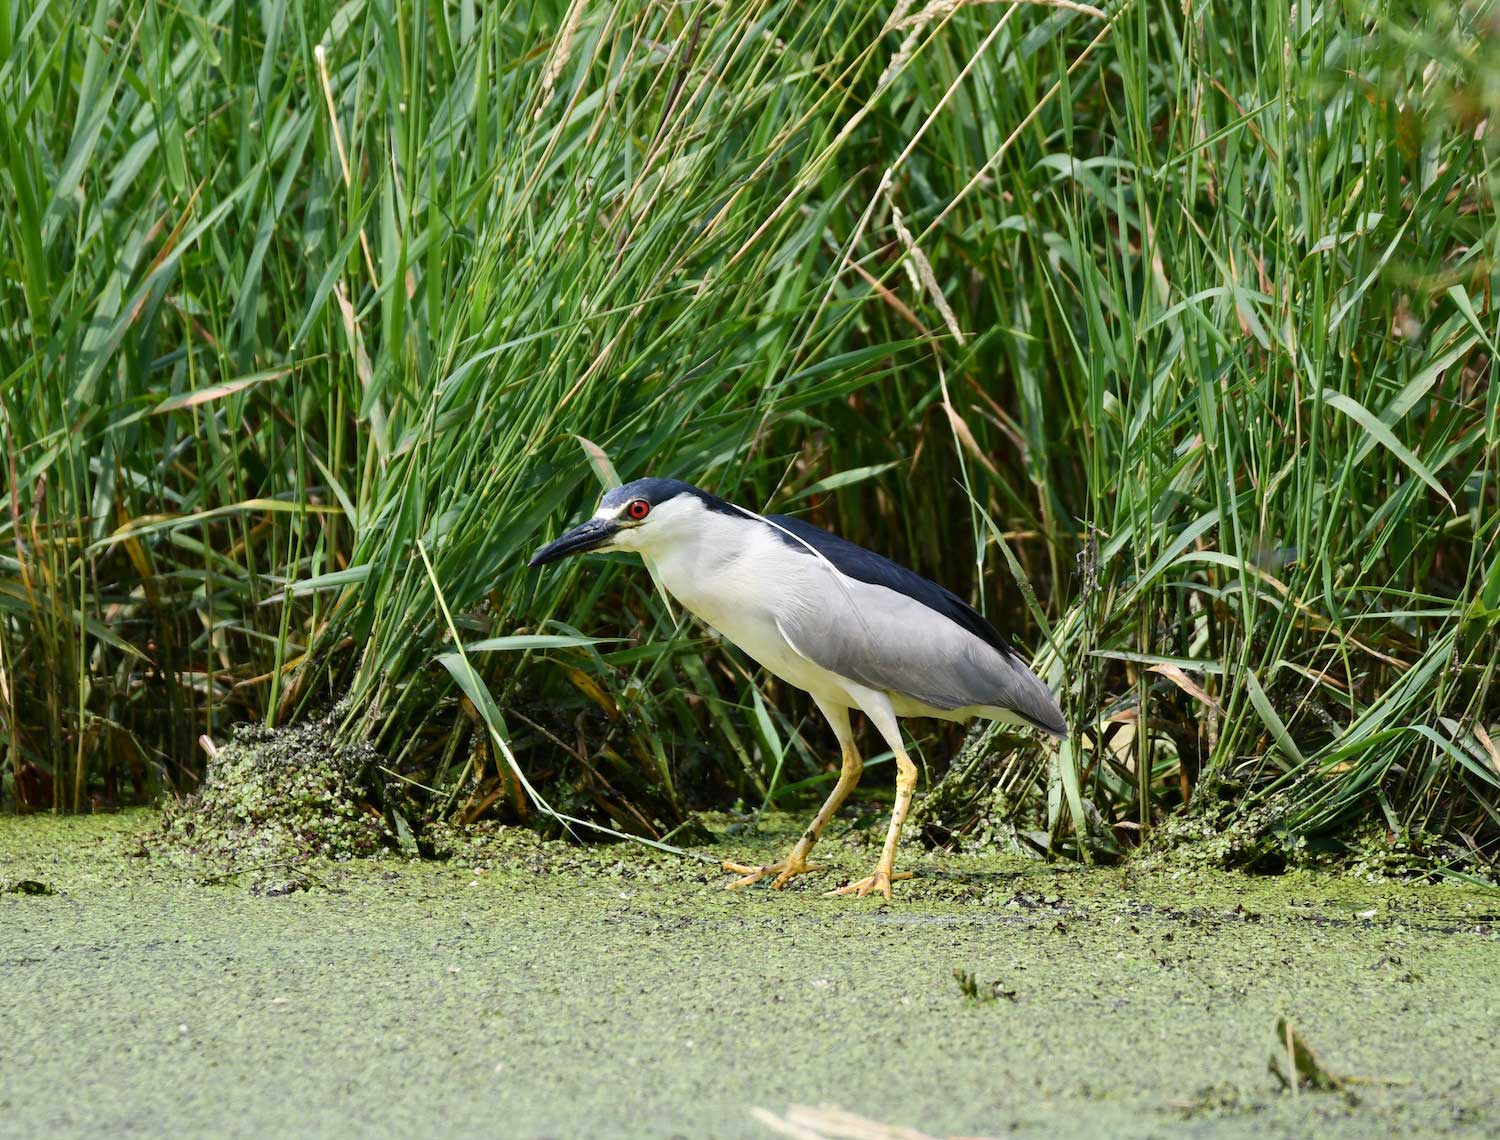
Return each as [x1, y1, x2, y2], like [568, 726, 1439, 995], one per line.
[530, 478, 1066, 899]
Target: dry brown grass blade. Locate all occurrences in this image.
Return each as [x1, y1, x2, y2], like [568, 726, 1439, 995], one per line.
[1472, 724, 1500, 777]
[313, 42, 379, 293]
[1148, 663, 1222, 713]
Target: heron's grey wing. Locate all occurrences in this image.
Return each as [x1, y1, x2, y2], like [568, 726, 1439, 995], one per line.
[765, 514, 1022, 662]
[776, 570, 1067, 736]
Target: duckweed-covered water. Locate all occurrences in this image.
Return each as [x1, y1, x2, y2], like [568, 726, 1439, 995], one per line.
[2, 811, 1497, 1138]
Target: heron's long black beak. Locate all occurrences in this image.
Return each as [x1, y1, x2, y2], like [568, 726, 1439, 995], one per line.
[528, 518, 619, 567]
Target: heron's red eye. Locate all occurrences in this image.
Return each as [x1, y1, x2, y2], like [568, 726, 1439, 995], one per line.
[627, 499, 650, 521]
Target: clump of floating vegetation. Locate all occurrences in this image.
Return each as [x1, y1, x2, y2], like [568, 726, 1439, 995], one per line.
[151, 720, 406, 892]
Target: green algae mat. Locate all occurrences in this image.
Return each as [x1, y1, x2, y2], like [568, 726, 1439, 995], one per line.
[3, 812, 1498, 1139]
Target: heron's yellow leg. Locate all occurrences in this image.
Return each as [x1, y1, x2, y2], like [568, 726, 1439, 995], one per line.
[724, 736, 862, 890]
[829, 744, 917, 901]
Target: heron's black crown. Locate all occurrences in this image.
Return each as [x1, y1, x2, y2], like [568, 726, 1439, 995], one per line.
[600, 478, 738, 516]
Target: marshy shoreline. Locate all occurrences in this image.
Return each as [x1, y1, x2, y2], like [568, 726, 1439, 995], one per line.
[4, 811, 1497, 1139]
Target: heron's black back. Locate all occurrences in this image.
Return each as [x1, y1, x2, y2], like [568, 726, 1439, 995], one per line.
[763, 514, 1025, 667]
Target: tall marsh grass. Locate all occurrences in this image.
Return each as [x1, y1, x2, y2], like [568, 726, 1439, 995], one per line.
[2, 0, 1497, 868]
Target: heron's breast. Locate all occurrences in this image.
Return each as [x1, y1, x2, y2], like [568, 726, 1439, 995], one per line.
[657, 545, 830, 689]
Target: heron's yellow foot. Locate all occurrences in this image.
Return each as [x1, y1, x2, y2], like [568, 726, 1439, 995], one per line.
[722, 854, 819, 890]
[827, 867, 913, 900]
